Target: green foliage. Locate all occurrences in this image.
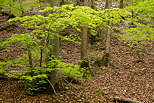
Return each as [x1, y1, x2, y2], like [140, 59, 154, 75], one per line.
[120, 0, 154, 46]
[0, 4, 129, 95]
[0, 0, 49, 16]
[55, 60, 83, 80]
[4, 58, 83, 95]
[0, 0, 23, 16]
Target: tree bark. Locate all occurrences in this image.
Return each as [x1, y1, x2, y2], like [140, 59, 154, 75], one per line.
[84, 0, 90, 6]
[79, 0, 93, 76]
[102, 0, 112, 67]
[105, 0, 108, 9]
[80, 27, 89, 69]
[102, 22, 111, 67]
[119, 0, 124, 9]
[80, 0, 89, 69]
[49, 0, 60, 6]
[105, 0, 112, 9]
[27, 48, 33, 68]
[47, 0, 61, 94]
[91, 0, 95, 9]
[77, 0, 80, 5]
[47, 33, 60, 94]
[108, 0, 112, 8]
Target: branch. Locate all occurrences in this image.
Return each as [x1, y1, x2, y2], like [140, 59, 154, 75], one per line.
[45, 78, 57, 95]
[114, 96, 143, 103]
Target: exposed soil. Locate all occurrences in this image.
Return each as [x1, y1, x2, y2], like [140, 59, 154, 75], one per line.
[0, 15, 154, 103]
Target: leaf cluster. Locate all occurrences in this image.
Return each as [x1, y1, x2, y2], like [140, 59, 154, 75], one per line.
[120, 0, 154, 46]
[0, 0, 49, 17]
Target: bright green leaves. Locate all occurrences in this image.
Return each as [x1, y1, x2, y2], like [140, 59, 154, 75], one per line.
[0, 4, 133, 95]
[47, 59, 83, 80]
[1, 33, 40, 48]
[7, 4, 129, 43]
[58, 62, 83, 80]
[0, 0, 49, 17]
[20, 74, 48, 81]
[38, 4, 129, 36]
[0, 0, 23, 16]
[1, 4, 131, 77]
[120, 26, 153, 47]
[120, 0, 154, 46]
[39, 4, 103, 31]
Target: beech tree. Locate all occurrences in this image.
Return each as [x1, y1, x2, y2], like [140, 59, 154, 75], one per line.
[46, 0, 61, 94]
[102, 0, 112, 67]
[79, 0, 90, 73]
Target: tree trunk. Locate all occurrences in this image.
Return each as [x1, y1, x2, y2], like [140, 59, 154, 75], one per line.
[102, 22, 111, 67]
[105, 0, 108, 9]
[102, 0, 112, 67]
[105, 0, 112, 9]
[49, 0, 60, 6]
[47, 34, 60, 94]
[119, 0, 124, 9]
[80, 0, 89, 69]
[47, 0, 61, 94]
[27, 48, 33, 68]
[80, 27, 89, 69]
[91, 0, 95, 9]
[77, 0, 80, 5]
[84, 0, 90, 6]
[79, 0, 93, 76]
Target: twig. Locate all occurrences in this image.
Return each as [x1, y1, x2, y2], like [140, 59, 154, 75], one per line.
[45, 78, 57, 95]
[18, 86, 26, 101]
[63, 78, 78, 90]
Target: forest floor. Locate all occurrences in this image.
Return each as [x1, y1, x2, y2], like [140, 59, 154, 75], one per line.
[0, 15, 154, 103]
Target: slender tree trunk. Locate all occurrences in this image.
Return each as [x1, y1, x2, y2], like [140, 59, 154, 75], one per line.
[108, 0, 112, 8]
[105, 0, 112, 9]
[80, 0, 89, 69]
[102, 0, 112, 67]
[77, 0, 80, 5]
[46, 0, 61, 94]
[105, 0, 108, 9]
[90, 0, 97, 45]
[47, 33, 60, 94]
[49, 0, 60, 6]
[91, 0, 95, 9]
[40, 47, 43, 67]
[102, 22, 111, 67]
[80, 27, 89, 69]
[119, 0, 124, 9]
[27, 48, 33, 68]
[80, 0, 93, 76]
[84, 0, 90, 6]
